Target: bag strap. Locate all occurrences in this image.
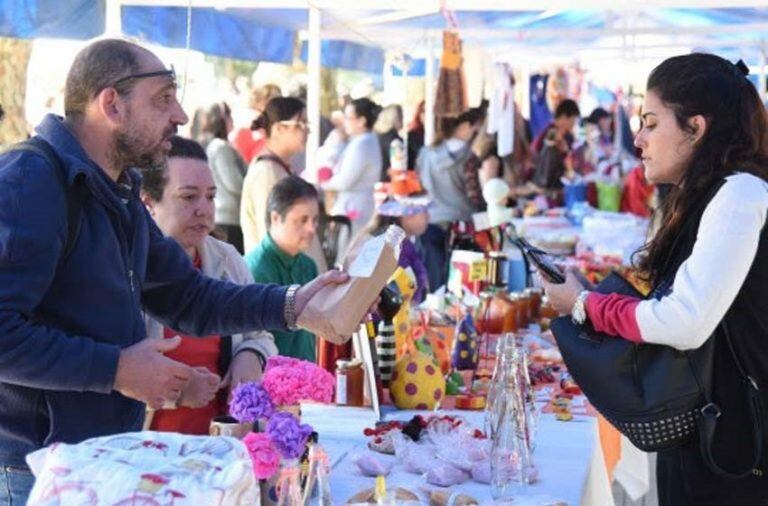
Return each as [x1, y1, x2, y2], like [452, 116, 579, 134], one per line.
[3, 138, 86, 263]
[255, 153, 292, 176]
[698, 320, 764, 480]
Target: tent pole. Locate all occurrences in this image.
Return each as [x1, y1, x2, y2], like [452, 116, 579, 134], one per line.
[307, 6, 322, 179]
[424, 33, 437, 147]
[759, 42, 767, 106]
[106, 0, 123, 36]
[402, 54, 409, 164]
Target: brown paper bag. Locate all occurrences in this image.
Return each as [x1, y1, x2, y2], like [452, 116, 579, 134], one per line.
[298, 227, 404, 342]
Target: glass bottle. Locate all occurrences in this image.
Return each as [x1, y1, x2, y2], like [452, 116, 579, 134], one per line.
[490, 366, 524, 501]
[490, 343, 537, 502]
[484, 333, 515, 439]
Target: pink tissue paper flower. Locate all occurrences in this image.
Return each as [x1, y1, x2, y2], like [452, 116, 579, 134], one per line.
[262, 356, 335, 406]
[243, 432, 281, 480]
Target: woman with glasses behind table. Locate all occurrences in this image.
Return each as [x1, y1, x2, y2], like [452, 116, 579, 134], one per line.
[241, 97, 327, 270]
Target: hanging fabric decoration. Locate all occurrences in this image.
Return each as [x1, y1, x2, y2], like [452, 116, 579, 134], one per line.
[487, 63, 516, 158]
[434, 30, 468, 117]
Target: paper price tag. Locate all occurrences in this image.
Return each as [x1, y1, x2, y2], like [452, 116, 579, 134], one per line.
[468, 260, 487, 282]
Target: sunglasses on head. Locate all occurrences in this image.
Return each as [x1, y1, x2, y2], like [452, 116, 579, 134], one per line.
[112, 64, 176, 88]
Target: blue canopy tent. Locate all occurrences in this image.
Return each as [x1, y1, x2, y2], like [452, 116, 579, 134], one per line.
[121, 6, 296, 63]
[0, 0, 105, 40]
[3, 0, 767, 155]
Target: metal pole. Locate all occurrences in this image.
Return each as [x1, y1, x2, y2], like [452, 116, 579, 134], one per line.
[759, 43, 767, 106]
[105, 0, 123, 36]
[424, 33, 437, 146]
[307, 6, 322, 177]
[401, 55, 409, 163]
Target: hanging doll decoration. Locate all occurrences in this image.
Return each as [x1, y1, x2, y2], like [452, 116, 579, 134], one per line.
[434, 30, 468, 118]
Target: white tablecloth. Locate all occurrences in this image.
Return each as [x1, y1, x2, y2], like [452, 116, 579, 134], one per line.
[302, 405, 614, 506]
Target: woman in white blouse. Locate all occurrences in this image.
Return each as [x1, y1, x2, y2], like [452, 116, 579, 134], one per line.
[322, 98, 383, 235]
[542, 53, 768, 505]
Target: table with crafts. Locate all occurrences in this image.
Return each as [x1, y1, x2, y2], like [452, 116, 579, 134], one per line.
[302, 403, 614, 506]
[298, 210, 654, 506]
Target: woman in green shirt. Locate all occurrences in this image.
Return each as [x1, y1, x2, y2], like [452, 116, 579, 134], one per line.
[245, 177, 320, 361]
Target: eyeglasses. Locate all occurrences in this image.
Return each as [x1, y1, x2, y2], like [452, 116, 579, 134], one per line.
[279, 120, 310, 131]
[112, 65, 177, 88]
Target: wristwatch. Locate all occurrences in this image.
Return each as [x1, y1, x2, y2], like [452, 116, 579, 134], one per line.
[571, 290, 591, 325]
[284, 284, 301, 331]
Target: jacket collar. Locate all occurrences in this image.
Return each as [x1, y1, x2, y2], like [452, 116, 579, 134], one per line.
[36, 114, 143, 213]
[263, 233, 299, 270]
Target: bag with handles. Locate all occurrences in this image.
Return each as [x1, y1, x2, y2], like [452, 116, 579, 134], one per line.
[550, 179, 763, 479]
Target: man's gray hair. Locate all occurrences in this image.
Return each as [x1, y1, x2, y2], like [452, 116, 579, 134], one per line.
[64, 38, 147, 121]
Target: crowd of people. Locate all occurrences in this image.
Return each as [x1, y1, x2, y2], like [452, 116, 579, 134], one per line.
[0, 36, 766, 506]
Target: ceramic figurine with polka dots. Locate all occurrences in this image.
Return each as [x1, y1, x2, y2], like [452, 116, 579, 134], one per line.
[452, 312, 479, 371]
[389, 337, 446, 410]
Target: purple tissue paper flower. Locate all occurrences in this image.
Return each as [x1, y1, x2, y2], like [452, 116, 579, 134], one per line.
[229, 382, 275, 423]
[266, 412, 313, 459]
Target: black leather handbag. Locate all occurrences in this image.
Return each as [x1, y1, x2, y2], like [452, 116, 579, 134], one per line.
[550, 272, 763, 478]
[549, 179, 763, 478]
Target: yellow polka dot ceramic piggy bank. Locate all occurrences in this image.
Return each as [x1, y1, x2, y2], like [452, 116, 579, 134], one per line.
[390, 351, 446, 410]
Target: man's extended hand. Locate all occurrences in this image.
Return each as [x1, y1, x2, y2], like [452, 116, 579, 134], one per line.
[295, 269, 380, 344]
[113, 336, 194, 409]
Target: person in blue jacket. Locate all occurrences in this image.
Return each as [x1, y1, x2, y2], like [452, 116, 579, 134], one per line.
[0, 38, 349, 504]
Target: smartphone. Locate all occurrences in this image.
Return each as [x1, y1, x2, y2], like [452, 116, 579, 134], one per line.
[513, 238, 566, 284]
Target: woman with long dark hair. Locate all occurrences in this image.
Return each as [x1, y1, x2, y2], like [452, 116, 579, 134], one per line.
[542, 53, 768, 504]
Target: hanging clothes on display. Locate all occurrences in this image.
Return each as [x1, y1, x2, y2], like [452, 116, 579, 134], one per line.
[546, 67, 569, 112]
[487, 63, 515, 158]
[614, 104, 636, 156]
[529, 74, 553, 141]
[434, 30, 468, 117]
[463, 44, 493, 109]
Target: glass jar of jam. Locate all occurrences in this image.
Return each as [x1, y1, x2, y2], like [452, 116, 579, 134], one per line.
[336, 359, 364, 406]
[525, 288, 544, 320]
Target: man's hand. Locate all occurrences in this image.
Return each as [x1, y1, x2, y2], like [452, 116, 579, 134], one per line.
[113, 336, 195, 410]
[294, 269, 382, 344]
[295, 270, 351, 344]
[178, 367, 221, 409]
[222, 351, 264, 388]
[294, 269, 350, 316]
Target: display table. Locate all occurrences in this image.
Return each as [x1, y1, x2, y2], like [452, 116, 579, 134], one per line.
[302, 405, 615, 506]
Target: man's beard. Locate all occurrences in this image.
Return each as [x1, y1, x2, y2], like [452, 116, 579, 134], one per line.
[112, 123, 176, 172]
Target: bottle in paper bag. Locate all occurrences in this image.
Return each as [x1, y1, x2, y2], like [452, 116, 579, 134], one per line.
[297, 226, 405, 340]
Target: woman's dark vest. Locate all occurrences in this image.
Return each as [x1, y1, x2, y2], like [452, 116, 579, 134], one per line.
[660, 179, 768, 500]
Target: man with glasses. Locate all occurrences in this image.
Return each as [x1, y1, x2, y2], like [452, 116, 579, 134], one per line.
[0, 39, 350, 503]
